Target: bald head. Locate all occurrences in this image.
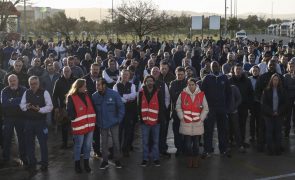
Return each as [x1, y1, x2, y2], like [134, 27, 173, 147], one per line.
[8, 74, 19, 89]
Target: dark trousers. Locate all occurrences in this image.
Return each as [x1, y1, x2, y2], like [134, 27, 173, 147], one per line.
[204, 111, 228, 153]
[61, 122, 70, 146]
[250, 102, 260, 139]
[285, 98, 295, 135]
[184, 135, 200, 157]
[119, 114, 135, 153]
[257, 112, 266, 151]
[265, 116, 282, 153]
[25, 120, 48, 167]
[238, 105, 248, 144]
[228, 112, 242, 147]
[2, 118, 26, 161]
[172, 114, 184, 153]
[93, 124, 101, 154]
[159, 109, 170, 153]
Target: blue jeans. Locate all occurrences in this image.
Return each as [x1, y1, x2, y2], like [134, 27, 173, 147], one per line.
[184, 135, 200, 157]
[2, 118, 26, 161]
[73, 131, 94, 161]
[141, 123, 160, 161]
[25, 120, 48, 167]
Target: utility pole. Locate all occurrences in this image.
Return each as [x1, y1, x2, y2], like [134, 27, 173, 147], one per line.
[24, 0, 27, 40]
[231, 0, 233, 18]
[225, 0, 227, 37]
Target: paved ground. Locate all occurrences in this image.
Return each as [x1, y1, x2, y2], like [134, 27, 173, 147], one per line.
[1, 121, 295, 180]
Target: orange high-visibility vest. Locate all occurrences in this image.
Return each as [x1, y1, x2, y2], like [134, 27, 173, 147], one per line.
[181, 91, 204, 123]
[141, 90, 159, 126]
[71, 94, 96, 135]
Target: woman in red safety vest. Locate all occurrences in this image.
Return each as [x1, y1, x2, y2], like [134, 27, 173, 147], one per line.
[176, 78, 209, 168]
[66, 79, 96, 173]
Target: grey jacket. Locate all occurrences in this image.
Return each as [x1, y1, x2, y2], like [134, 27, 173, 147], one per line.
[228, 85, 242, 113]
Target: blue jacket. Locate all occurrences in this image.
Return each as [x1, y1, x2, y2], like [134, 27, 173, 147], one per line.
[201, 73, 231, 113]
[92, 88, 125, 129]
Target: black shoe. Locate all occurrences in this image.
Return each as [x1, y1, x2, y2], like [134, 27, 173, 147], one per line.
[161, 152, 171, 158]
[221, 151, 232, 158]
[140, 160, 148, 167]
[100, 161, 109, 170]
[40, 165, 48, 172]
[93, 152, 102, 159]
[84, 159, 91, 173]
[153, 160, 160, 167]
[75, 160, 82, 173]
[201, 152, 211, 159]
[115, 161, 122, 169]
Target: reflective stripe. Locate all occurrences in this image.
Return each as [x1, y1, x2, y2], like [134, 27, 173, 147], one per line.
[72, 123, 96, 131]
[142, 117, 158, 121]
[184, 115, 193, 121]
[72, 114, 96, 123]
[192, 112, 200, 116]
[141, 108, 159, 114]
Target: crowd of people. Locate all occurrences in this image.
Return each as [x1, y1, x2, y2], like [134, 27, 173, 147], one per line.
[0, 35, 294, 173]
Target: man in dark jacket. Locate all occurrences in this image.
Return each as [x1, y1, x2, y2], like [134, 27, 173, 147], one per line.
[52, 67, 76, 148]
[4, 60, 29, 88]
[173, 45, 186, 67]
[201, 61, 231, 157]
[1, 74, 26, 164]
[169, 67, 187, 156]
[229, 64, 254, 147]
[137, 75, 165, 167]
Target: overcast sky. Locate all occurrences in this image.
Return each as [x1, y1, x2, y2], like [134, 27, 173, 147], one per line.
[31, 0, 293, 15]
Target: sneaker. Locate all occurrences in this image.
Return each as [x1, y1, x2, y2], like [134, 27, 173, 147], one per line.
[238, 146, 246, 153]
[140, 160, 148, 167]
[221, 151, 232, 158]
[115, 161, 122, 169]
[100, 161, 109, 170]
[161, 152, 171, 158]
[201, 152, 211, 159]
[153, 160, 160, 167]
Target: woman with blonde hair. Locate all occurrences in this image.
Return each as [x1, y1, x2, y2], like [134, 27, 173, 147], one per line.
[66, 79, 96, 173]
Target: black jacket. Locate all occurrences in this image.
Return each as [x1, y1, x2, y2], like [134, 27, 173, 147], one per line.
[52, 75, 76, 108]
[229, 74, 254, 107]
[169, 79, 186, 117]
[261, 88, 287, 118]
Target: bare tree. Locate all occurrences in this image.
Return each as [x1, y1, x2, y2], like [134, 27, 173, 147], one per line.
[0, 0, 21, 31]
[113, 0, 169, 40]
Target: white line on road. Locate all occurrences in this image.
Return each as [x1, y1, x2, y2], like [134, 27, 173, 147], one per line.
[256, 172, 295, 180]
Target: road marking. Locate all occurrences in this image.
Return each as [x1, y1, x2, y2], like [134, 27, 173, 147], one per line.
[256, 172, 295, 180]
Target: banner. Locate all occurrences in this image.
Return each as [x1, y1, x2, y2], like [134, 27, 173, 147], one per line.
[191, 16, 203, 30]
[209, 16, 221, 30]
